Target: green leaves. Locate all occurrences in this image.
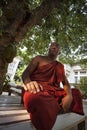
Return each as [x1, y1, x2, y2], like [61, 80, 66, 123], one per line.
[78, 77, 87, 99]
[16, 0, 87, 66]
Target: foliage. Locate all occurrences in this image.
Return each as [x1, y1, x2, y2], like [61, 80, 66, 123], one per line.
[17, 0, 87, 65]
[3, 75, 11, 92]
[14, 62, 26, 84]
[78, 77, 87, 99]
[25, 0, 43, 10]
[3, 44, 17, 63]
[0, 0, 87, 65]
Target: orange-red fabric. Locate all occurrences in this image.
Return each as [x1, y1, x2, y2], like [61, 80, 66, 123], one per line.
[23, 61, 84, 130]
[23, 91, 60, 130]
[30, 61, 64, 88]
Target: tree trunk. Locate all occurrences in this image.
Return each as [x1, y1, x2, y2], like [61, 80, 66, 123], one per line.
[0, 58, 7, 94]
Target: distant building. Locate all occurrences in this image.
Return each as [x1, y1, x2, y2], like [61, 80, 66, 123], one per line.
[64, 64, 87, 84]
[7, 56, 22, 81]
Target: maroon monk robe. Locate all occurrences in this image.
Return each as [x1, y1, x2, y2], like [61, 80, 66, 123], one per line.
[23, 61, 84, 130]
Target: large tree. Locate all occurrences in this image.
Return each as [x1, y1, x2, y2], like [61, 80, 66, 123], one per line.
[0, 0, 87, 94]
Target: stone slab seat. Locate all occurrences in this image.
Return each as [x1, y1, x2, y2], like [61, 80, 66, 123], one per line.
[0, 105, 87, 130]
[0, 93, 87, 130]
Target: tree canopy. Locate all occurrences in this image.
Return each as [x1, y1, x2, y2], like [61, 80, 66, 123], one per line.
[0, 0, 87, 64]
[16, 0, 87, 65]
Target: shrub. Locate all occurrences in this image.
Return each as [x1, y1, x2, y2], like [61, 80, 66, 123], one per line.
[78, 77, 87, 99]
[3, 75, 11, 92]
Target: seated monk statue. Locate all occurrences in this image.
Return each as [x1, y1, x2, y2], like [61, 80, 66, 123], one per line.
[22, 42, 84, 130]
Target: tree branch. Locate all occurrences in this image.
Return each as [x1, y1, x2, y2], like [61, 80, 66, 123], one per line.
[14, 0, 61, 42]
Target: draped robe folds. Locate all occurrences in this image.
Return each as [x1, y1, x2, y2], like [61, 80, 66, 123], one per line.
[23, 61, 84, 130]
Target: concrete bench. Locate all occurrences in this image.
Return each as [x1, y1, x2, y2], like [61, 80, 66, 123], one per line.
[7, 86, 87, 130]
[0, 104, 87, 130]
[1, 93, 87, 130]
